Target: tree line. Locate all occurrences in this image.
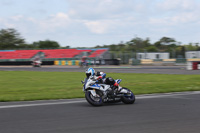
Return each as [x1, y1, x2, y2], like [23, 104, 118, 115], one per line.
[95, 37, 200, 58]
[0, 28, 69, 49]
[0, 28, 200, 58]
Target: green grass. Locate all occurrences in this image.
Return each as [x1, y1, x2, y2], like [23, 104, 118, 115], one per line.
[0, 71, 200, 102]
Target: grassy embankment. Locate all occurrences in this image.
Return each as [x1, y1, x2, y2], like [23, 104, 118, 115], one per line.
[0, 71, 200, 101]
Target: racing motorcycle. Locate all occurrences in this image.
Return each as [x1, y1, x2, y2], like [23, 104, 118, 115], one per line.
[32, 60, 42, 67]
[81, 78, 135, 106]
[80, 61, 88, 68]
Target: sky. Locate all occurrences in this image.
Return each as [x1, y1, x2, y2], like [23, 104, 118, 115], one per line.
[0, 0, 200, 47]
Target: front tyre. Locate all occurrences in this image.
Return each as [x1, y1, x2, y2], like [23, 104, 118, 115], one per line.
[85, 90, 103, 106]
[121, 88, 135, 104]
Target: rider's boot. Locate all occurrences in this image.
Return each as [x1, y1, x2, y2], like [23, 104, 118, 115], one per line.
[107, 86, 115, 98]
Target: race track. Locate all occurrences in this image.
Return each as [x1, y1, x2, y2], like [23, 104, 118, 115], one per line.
[0, 65, 200, 74]
[0, 65, 200, 133]
[1, 92, 200, 133]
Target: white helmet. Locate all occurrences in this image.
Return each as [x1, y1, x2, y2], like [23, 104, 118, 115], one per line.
[86, 67, 95, 78]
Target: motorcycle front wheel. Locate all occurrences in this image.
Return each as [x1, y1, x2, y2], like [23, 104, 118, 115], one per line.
[121, 88, 135, 104]
[85, 90, 103, 106]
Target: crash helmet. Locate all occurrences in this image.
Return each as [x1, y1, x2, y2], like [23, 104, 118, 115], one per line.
[105, 77, 115, 85]
[96, 71, 101, 76]
[86, 67, 95, 78]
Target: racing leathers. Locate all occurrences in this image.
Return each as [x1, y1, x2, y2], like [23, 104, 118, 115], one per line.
[91, 72, 119, 95]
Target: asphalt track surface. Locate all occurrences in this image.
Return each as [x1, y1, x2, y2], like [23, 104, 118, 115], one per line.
[0, 66, 200, 133]
[1, 92, 200, 133]
[0, 65, 200, 74]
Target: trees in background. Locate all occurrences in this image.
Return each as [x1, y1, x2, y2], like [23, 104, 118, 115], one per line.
[0, 28, 25, 49]
[0, 28, 60, 49]
[95, 36, 200, 58]
[32, 40, 60, 49]
[0, 28, 200, 58]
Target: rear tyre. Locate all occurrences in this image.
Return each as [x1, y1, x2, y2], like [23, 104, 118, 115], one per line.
[85, 90, 103, 106]
[121, 88, 135, 104]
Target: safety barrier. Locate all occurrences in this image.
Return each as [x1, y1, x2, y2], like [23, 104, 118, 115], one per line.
[54, 60, 80, 66]
[140, 59, 153, 65]
[130, 58, 186, 66]
[54, 59, 120, 66]
[162, 59, 176, 66]
[186, 59, 200, 70]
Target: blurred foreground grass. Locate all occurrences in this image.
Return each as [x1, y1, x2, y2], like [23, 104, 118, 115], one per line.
[0, 71, 200, 102]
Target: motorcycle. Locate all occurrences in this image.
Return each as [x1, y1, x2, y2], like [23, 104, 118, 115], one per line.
[81, 78, 135, 106]
[32, 60, 42, 67]
[80, 61, 88, 68]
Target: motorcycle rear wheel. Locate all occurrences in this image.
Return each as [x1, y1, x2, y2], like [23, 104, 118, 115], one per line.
[85, 90, 103, 106]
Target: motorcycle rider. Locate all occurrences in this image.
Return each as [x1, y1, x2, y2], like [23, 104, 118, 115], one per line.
[80, 56, 87, 67]
[32, 57, 42, 67]
[85, 68, 119, 94]
[96, 71, 106, 83]
[85, 67, 104, 81]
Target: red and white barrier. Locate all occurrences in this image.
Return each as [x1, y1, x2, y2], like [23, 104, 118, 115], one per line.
[186, 61, 200, 70]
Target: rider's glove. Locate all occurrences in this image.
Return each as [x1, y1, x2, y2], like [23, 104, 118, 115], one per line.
[114, 82, 119, 86]
[97, 76, 102, 80]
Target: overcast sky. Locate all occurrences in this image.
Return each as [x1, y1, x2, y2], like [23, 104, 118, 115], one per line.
[0, 0, 200, 47]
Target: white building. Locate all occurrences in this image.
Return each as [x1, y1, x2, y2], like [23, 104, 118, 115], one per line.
[136, 52, 169, 60]
[185, 51, 200, 59]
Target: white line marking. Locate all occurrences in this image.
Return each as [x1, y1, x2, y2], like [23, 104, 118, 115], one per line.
[0, 100, 85, 109]
[0, 91, 200, 109]
[136, 91, 200, 99]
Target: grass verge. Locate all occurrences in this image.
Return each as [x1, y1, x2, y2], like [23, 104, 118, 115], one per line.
[0, 71, 200, 102]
